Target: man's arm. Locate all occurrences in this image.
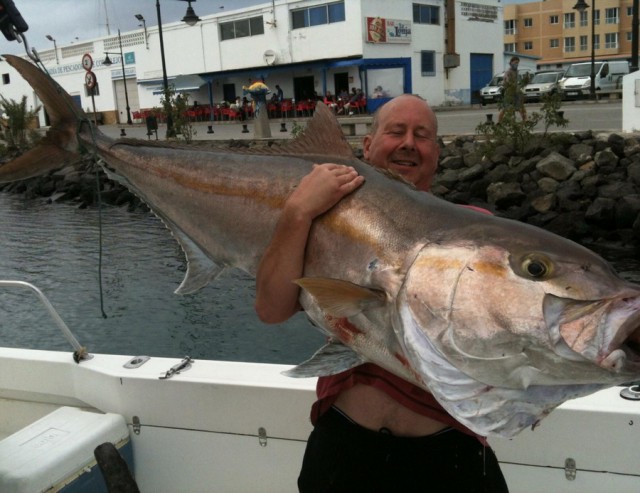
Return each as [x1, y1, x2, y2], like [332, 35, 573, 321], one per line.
[255, 164, 364, 323]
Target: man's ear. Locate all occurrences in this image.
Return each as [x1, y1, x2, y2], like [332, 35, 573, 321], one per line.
[362, 134, 372, 160]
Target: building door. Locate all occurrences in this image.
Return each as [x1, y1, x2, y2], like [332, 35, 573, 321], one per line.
[333, 72, 349, 95]
[470, 54, 493, 104]
[222, 83, 236, 103]
[293, 76, 315, 101]
[114, 78, 140, 124]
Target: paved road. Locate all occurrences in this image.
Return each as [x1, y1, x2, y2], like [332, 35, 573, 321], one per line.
[99, 99, 623, 142]
[436, 99, 622, 136]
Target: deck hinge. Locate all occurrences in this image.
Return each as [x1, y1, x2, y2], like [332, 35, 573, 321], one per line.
[258, 427, 268, 447]
[159, 356, 193, 380]
[132, 416, 142, 435]
[564, 458, 576, 481]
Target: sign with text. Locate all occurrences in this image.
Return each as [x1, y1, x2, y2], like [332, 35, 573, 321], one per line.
[365, 17, 411, 44]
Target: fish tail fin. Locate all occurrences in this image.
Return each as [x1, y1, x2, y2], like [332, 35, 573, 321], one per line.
[0, 54, 86, 183]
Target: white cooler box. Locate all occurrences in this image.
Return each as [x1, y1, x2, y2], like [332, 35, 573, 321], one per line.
[0, 406, 132, 493]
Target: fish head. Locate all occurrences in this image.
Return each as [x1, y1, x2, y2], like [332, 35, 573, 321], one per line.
[397, 225, 640, 391]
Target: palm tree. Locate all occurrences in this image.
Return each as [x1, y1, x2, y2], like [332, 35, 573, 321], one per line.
[0, 95, 41, 152]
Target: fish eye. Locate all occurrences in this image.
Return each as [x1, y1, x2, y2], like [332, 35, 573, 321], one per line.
[521, 254, 552, 278]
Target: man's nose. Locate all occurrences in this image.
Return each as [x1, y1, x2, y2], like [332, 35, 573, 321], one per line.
[400, 132, 416, 150]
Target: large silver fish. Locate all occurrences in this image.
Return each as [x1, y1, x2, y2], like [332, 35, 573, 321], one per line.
[3, 54, 640, 437]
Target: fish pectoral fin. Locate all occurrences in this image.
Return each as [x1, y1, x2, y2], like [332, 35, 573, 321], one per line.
[295, 277, 387, 317]
[173, 229, 225, 294]
[282, 342, 365, 378]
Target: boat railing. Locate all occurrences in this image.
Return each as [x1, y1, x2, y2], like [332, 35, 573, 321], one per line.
[0, 280, 91, 362]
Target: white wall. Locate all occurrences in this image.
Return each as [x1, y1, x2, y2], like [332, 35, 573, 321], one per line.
[622, 71, 640, 132]
[0, 0, 506, 119]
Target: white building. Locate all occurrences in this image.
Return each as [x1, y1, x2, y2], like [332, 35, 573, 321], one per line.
[1, 0, 503, 126]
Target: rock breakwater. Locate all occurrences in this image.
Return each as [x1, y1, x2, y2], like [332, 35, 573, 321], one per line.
[1, 131, 640, 246]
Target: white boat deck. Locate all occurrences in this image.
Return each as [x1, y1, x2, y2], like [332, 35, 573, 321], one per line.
[2, 346, 640, 492]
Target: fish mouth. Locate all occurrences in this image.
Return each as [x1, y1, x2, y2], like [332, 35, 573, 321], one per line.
[599, 299, 640, 371]
[546, 293, 640, 373]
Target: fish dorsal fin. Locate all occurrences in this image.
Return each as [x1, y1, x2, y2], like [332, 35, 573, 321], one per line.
[276, 102, 355, 158]
[295, 277, 387, 317]
[224, 103, 358, 161]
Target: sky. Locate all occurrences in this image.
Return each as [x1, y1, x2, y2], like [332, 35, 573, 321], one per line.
[2, 0, 528, 58]
[1, 0, 266, 56]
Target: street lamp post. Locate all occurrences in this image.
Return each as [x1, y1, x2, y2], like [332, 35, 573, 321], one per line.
[103, 29, 132, 125]
[155, 1, 174, 137]
[633, 0, 639, 72]
[138, 1, 200, 138]
[45, 34, 59, 64]
[135, 14, 149, 50]
[573, 0, 596, 100]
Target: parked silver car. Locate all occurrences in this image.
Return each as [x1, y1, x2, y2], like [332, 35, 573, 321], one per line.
[480, 73, 505, 105]
[523, 71, 564, 102]
[480, 69, 534, 106]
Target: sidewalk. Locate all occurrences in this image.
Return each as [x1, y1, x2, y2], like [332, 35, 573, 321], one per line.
[99, 119, 297, 141]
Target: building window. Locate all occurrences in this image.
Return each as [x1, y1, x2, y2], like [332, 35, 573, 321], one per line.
[550, 15, 559, 24]
[605, 32, 618, 48]
[550, 38, 559, 48]
[628, 31, 633, 41]
[564, 12, 575, 28]
[504, 19, 516, 35]
[564, 36, 575, 52]
[594, 10, 600, 25]
[524, 18, 533, 27]
[594, 33, 600, 49]
[291, 1, 345, 29]
[504, 42, 515, 52]
[580, 35, 588, 50]
[524, 41, 533, 50]
[220, 15, 265, 40]
[579, 11, 588, 27]
[413, 3, 440, 25]
[605, 8, 619, 24]
[420, 50, 436, 76]
[628, 6, 634, 16]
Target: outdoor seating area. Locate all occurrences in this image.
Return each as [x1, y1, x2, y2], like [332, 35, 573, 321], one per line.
[131, 95, 368, 126]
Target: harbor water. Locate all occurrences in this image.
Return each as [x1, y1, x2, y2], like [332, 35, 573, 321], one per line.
[0, 193, 324, 364]
[1, 192, 639, 364]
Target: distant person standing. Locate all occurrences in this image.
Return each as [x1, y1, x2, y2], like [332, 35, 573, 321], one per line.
[498, 56, 526, 123]
[275, 85, 284, 102]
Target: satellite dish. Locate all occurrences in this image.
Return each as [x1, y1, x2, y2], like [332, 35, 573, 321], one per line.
[263, 50, 277, 66]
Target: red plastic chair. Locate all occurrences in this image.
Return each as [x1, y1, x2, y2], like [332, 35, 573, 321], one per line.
[280, 100, 293, 118]
[295, 100, 315, 117]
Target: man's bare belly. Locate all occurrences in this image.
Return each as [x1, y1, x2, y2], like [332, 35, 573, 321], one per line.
[333, 384, 448, 437]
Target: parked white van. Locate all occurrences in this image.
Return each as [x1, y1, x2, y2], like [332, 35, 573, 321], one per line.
[559, 60, 630, 99]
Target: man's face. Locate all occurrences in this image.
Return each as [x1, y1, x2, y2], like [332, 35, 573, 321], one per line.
[363, 96, 440, 192]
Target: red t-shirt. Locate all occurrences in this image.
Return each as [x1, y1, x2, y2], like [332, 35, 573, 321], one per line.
[310, 204, 492, 443]
[310, 364, 484, 443]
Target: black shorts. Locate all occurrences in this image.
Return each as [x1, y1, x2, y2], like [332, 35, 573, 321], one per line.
[298, 407, 509, 493]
